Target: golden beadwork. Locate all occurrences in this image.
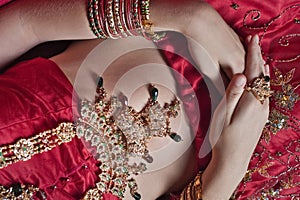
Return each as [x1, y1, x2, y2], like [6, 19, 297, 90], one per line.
[78, 77, 181, 199]
[0, 184, 45, 200]
[264, 109, 289, 143]
[0, 122, 76, 169]
[261, 67, 300, 143]
[245, 76, 273, 104]
[139, 0, 166, 42]
[271, 67, 300, 110]
[180, 171, 203, 200]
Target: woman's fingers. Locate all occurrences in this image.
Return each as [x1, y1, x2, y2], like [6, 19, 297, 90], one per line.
[245, 35, 264, 82]
[232, 35, 270, 123]
[225, 74, 246, 124]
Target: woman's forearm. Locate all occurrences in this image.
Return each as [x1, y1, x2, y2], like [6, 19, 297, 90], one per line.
[0, 0, 245, 76]
[0, 1, 37, 68]
[0, 0, 96, 68]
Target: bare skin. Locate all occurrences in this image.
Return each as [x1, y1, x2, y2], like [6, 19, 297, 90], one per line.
[0, 0, 244, 78]
[51, 38, 198, 199]
[0, 0, 267, 198]
[50, 35, 268, 199]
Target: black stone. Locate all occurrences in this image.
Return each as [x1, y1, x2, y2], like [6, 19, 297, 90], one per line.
[170, 133, 182, 142]
[150, 87, 158, 101]
[97, 76, 104, 88]
[264, 76, 270, 82]
[11, 183, 22, 197]
[133, 192, 141, 200]
[142, 154, 153, 163]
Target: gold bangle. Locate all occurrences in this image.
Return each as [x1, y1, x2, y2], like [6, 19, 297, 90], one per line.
[140, 0, 166, 42]
[140, 0, 153, 35]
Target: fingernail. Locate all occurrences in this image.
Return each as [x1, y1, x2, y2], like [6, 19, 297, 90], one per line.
[264, 64, 270, 75]
[253, 34, 259, 44]
[235, 76, 246, 87]
[247, 35, 252, 43]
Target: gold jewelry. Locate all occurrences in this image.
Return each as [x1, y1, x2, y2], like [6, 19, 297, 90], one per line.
[0, 77, 181, 200]
[140, 0, 166, 42]
[245, 76, 273, 104]
[79, 77, 181, 199]
[0, 183, 46, 200]
[180, 171, 203, 200]
[0, 123, 76, 169]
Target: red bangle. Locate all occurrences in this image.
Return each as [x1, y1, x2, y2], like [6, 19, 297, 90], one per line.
[95, 0, 109, 38]
[105, 0, 120, 39]
[88, 0, 108, 39]
[125, 0, 136, 35]
[132, 0, 143, 35]
[113, 0, 127, 38]
[119, 0, 133, 36]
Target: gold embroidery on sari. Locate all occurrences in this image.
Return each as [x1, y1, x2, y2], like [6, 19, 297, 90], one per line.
[261, 67, 299, 144]
[243, 5, 300, 63]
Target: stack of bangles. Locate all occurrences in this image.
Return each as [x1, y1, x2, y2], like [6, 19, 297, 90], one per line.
[87, 0, 165, 41]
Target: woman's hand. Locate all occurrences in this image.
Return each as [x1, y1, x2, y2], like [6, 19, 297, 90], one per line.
[152, 0, 245, 81]
[201, 35, 269, 199]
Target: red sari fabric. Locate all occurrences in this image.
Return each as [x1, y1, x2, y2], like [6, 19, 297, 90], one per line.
[0, 0, 299, 199]
[0, 0, 11, 7]
[205, 0, 300, 198]
[156, 0, 300, 198]
[0, 58, 99, 199]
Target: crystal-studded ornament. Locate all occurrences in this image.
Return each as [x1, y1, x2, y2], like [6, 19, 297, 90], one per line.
[14, 139, 34, 161]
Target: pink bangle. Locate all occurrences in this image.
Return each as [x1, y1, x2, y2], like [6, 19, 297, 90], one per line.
[113, 0, 128, 38]
[125, 0, 140, 36]
[119, 0, 133, 36]
[105, 0, 120, 39]
[132, 0, 143, 35]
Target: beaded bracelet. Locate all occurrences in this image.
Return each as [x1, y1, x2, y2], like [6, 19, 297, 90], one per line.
[88, 0, 108, 39]
[106, 0, 121, 39]
[120, 0, 133, 36]
[125, 0, 141, 36]
[140, 0, 152, 35]
[87, 0, 165, 41]
[113, 0, 128, 38]
[140, 0, 166, 42]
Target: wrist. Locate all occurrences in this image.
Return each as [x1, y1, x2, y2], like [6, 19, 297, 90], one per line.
[151, 0, 207, 34]
[201, 152, 247, 199]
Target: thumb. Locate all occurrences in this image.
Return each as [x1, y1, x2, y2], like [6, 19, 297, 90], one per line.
[225, 74, 246, 124]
